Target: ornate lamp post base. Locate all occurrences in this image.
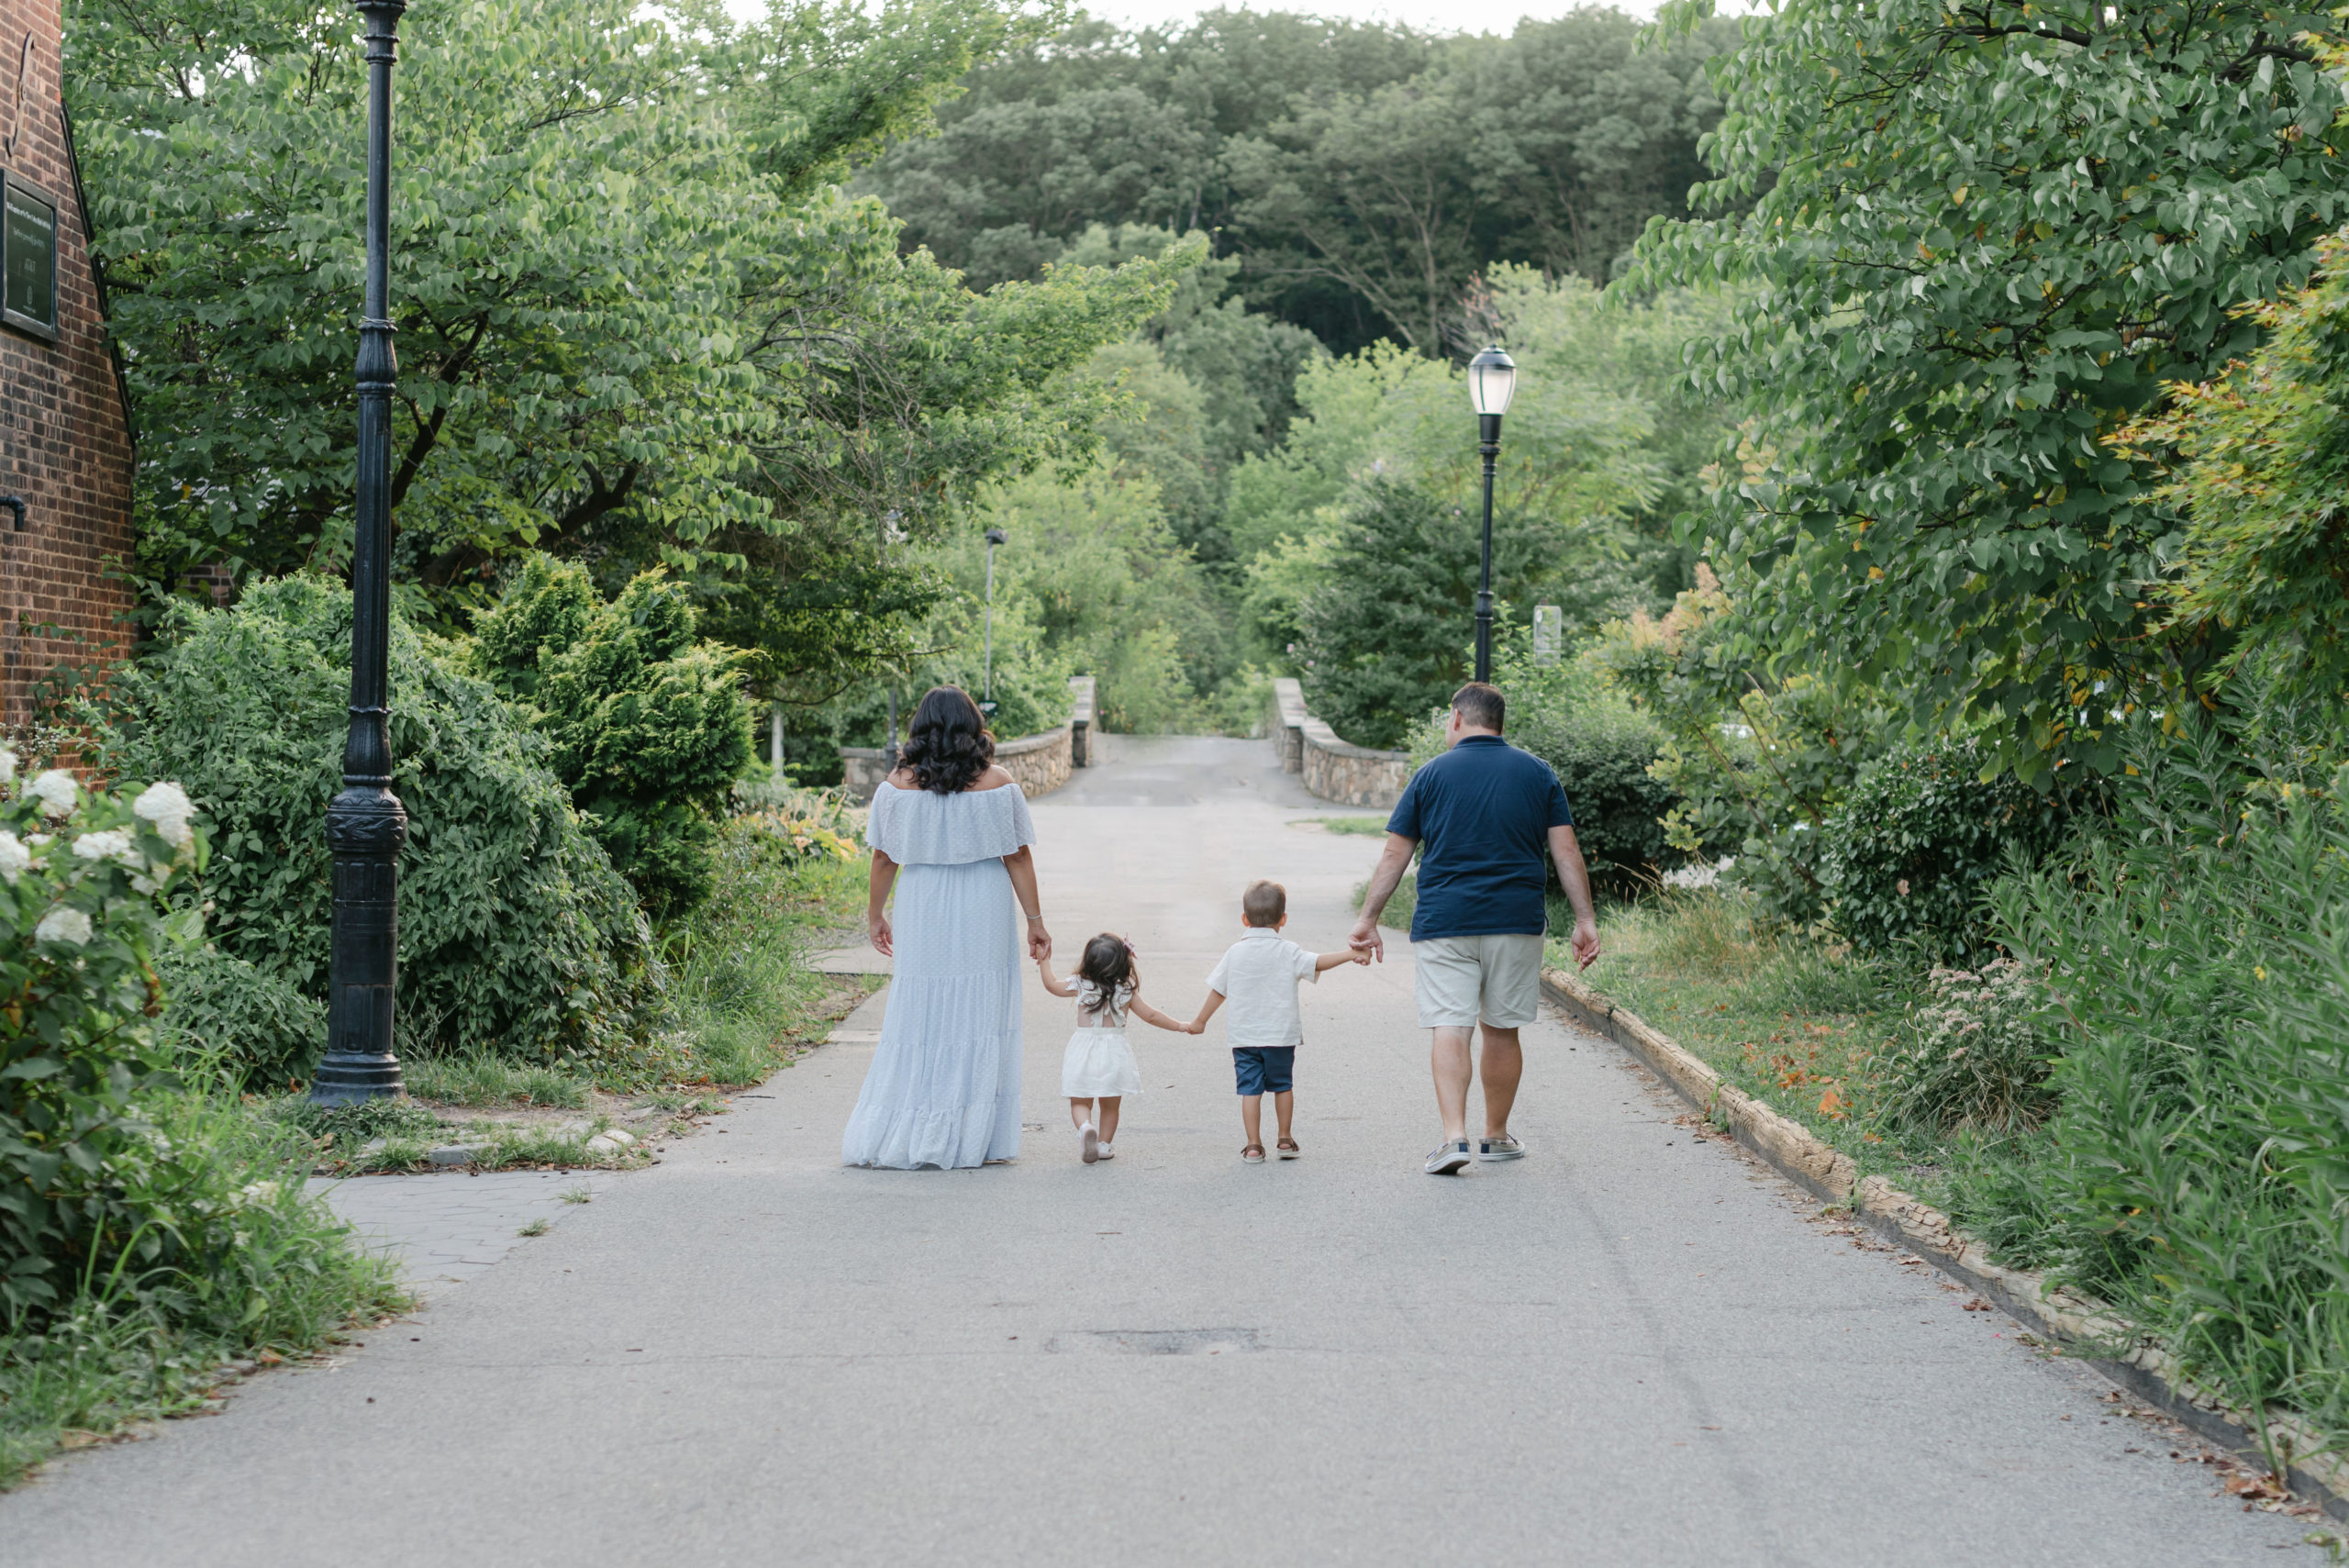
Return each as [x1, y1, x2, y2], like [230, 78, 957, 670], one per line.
[311, 783, 407, 1103]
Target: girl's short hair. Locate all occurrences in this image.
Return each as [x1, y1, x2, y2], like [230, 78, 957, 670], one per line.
[1076, 932, 1136, 995]
[900, 684, 995, 795]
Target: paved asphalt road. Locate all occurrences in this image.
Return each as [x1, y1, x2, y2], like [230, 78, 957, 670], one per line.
[1, 737, 2310, 1565]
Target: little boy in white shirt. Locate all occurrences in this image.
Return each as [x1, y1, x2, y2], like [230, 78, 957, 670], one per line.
[1190, 879, 1366, 1162]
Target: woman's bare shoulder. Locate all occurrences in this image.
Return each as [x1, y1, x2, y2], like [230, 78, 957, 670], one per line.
[965, 764, 1019, 794]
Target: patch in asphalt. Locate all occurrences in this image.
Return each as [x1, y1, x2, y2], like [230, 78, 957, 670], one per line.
[1044, 1328, 1265, 1356]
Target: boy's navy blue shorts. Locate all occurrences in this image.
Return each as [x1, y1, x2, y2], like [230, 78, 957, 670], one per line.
[1231, 1046, 1296, 1096]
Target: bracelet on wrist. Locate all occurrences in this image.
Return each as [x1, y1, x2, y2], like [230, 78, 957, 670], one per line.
[1024, 912, 1044, 922]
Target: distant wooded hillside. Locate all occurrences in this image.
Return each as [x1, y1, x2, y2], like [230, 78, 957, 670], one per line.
[857, 7, 1740, 355]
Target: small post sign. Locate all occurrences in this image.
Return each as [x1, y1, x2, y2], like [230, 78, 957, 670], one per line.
[1532, 604, 1563, 666]
[1, 175, 54, 339]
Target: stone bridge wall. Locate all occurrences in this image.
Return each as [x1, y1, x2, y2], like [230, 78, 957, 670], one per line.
[1269, 677, 1412, 810]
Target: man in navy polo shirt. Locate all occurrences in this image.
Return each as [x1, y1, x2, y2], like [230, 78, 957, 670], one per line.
[1349, 682, 1600, 1174]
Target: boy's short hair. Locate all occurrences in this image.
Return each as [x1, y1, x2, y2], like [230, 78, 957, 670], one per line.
[1452, 682, 1505, 732]
[1241, 880, 1286, 928]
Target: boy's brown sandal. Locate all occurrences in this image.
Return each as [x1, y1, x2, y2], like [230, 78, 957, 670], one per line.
[1275, 1139, 1301, 1159]
[1241, 1143, 1266, 1163]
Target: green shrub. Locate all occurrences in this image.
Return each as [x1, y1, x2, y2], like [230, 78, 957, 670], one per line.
[1512, 698, 1675, 895]
[470, 557, 755, 919]
[1595, 570, 1889, 927]
[2, 1072, 405, 1481]
[1873, 960, 2056, 1136]
[1966, 714, 2349, 1441]
[0, 756, 209, 1324]
[89, 576, 662, 1076]
[1295, 480, 1471, 751]
[152, 947, 325, 1095]
[1818, 737, 2069, 962]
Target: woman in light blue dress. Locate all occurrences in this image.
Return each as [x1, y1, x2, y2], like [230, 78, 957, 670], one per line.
[843, 685, 1052, 1170]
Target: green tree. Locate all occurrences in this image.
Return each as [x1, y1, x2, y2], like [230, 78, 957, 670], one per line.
[470, 559, 754, 919]
[861, 10, 1729, 351]
[72, 0, 1192, 694]
[1636, 0, 2349, 782]
[2120, 218, 2349, 704]
[1236, 270, 1688, 673]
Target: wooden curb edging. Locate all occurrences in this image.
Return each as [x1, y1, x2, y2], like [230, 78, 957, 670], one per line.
[1541, 963, 2349, 1520]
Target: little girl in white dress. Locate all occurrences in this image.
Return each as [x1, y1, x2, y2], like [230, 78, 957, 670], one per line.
[1037, 933, 1201, 1163]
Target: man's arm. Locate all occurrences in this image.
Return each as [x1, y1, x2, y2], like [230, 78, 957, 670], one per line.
[1348, 832, 1417, 963]
[1548, 823, 1600, 970]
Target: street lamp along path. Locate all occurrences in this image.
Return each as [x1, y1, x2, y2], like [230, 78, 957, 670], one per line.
[311, 0, 409, 1104]
[981, 526, 1007, 718]
[1465, 344, 1516, 685]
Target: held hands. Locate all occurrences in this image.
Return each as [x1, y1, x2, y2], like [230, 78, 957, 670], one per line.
[1347, 916, 1385, 963]
[1025, 915, 1052, 962]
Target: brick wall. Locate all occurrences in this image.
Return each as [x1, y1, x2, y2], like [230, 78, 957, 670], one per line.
[0, 0, 134, 730]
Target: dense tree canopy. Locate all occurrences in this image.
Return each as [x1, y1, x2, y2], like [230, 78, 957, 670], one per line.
[70, 0, 1190, 703]
[1637, 0, 2349, 781]
[862, 8, 1735, 351]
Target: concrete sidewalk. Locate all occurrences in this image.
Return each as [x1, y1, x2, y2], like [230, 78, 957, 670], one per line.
[0, 737, 2304, 1564]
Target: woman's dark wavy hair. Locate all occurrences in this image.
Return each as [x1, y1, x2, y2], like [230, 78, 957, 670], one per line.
[901, 684, 995, 795]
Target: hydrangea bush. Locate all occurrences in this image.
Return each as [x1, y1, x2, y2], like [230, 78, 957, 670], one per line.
[0, 751, 207, 1322]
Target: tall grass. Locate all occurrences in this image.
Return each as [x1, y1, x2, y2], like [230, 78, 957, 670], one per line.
[1954, 717, 2349, 1455]
[403, 1051, 591, 1108]
[661, 800, 868, 1085]
[0, 1054, 406, 1486]
[1566, 884, 1925, 1158]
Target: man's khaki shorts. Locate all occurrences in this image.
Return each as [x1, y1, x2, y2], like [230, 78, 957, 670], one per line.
[1411, 933, 1545, 1029]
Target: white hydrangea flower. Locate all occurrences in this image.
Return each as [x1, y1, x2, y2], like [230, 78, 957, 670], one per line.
[27, 769, 77, 819]
[25, 833, 49, 848]
[237, 1180, 282, 1206]
[132, 781, 195, 850]
[0, 748, 17, 785]
[34, 906, 93, 945]
[72, 829, 139, 867]
[0, 831, 26, 886]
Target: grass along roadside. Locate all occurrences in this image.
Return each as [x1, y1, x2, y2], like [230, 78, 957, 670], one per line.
[1552, 887, 1932, 1176]
[1294, 815, 1390, 836]
[1, 1073, 410, 1489]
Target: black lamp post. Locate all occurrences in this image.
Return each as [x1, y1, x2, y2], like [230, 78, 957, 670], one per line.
[981, 526, 1007, 717]
[310, 0, 408, 1105]
[1466, 345, 1517, 684]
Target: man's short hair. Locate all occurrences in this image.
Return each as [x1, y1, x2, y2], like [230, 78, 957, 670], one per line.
[1242, 879, 1287, 928]
[1451, 682, 1506, 732]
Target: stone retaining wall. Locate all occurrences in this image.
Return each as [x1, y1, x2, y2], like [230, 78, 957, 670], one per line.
[1269, 677, 1411, 809]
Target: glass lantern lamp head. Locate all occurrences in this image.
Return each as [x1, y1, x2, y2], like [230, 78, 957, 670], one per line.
[1467, 345, 1517, 419]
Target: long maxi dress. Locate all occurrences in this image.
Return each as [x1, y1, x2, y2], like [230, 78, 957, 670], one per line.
[841, 780, 1036, 1169]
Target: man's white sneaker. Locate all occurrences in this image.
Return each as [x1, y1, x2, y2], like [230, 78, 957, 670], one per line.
[1424, 1139, 1473, 1175]
[1477, 1134, 1526, 1162]
[1081, 1123, 1100, 1164]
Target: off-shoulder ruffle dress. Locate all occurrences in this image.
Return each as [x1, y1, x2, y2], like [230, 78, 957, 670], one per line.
[841, 781, 1036, 1170]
